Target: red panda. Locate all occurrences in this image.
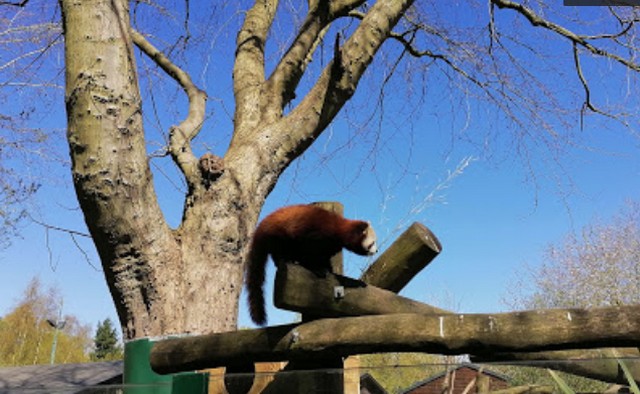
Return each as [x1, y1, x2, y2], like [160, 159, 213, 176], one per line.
[245, 204, 377, 325]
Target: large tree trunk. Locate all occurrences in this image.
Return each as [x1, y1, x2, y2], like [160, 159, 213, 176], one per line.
[60, 0, 412, 340]
[60, 0, 259, 339]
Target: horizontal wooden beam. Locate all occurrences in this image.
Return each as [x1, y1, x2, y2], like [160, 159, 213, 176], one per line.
[472, 348, 640, 385]
[273, 263, 450, 317]
[361, 222, 441, 292]
[491, 386, 553, 394]
[150, 305, 640, 375]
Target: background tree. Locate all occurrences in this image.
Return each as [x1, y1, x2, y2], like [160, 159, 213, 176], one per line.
[360, 353, 441, 393]
[0, 4, 56, 248]
[493, 201, 640, 388]
[0, 277, 91, 366]
[507, 201, 640, 310]
[91, 318, 123, 361]
[2, 0, 639, 342]
[0, 118, 41, 249]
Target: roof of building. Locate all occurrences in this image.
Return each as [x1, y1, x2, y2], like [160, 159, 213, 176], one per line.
[399, 363, 510, 394]
[0, 361, 123, 392]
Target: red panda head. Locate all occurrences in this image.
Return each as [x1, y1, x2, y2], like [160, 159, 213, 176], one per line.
[348, 221, 378, 256]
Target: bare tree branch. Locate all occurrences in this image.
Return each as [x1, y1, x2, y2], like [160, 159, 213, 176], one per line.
[131, 29, 207, 184]
[491, 0, 640, 72]
[233, 0, 278, 131]
[347, 9, 490, 111]
[0, 0, 29, 6]
[275, 0, 414, 166]
[268, 0, 366, 110]
[28, 214, 90, 238]
[572, 43, 617, 127]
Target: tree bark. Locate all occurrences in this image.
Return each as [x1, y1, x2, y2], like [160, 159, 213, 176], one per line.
[60, 0, 255, 339]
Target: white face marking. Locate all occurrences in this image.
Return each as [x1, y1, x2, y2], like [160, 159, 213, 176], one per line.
[362, 225, 378, 255]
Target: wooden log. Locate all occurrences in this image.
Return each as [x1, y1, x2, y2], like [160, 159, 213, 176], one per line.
[472, 348, 640, 385]
[489, 386, 554, 394]
[361, 222, 441, 292]
[273, 263, 449, 317]
[150, 305, 640, 374]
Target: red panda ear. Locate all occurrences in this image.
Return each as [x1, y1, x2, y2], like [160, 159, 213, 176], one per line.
[355, 221, 369, 234]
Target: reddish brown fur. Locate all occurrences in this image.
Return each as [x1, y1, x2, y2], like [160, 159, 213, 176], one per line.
[245, 204, 375, 325]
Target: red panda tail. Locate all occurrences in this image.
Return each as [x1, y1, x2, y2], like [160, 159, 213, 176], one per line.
[245, 229, 269, 325]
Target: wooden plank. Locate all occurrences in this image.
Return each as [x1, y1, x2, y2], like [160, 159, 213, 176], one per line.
[273, 263, 449, 317]
[361, 222, 441, 292]
[150, 305, 640, 374]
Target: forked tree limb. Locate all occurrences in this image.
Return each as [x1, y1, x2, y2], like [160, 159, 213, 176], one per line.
[130, 29, 207, 184]
[272, 0, 414, 168]
[268, 1, 366, 110]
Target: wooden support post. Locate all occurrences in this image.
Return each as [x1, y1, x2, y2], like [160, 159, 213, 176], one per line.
[361, 222, 441, 292]
[310, 201, 344, 275]
[272, 201, 345, 393]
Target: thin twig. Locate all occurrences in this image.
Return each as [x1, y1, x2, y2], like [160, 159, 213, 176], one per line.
[0, 0, 29, 6]
[70, 233, 101, 271]
[347, 10, 488, 90]
[29, 214, 91, 238]
[572, 43, 615, 127]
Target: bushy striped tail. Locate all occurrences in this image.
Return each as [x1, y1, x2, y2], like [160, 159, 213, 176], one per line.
[245, 232, 268, 325]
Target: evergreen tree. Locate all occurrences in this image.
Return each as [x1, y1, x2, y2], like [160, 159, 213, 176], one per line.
[92, 319, 122, 361]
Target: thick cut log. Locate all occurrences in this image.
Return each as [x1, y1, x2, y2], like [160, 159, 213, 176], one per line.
[150, 305, 640, 374]
[274, 263, 449, 317]
[361, 222, 441, 292]
[472, 348, 640, 385]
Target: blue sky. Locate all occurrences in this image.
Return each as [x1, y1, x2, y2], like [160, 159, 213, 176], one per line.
[1, 2, 639, 335]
